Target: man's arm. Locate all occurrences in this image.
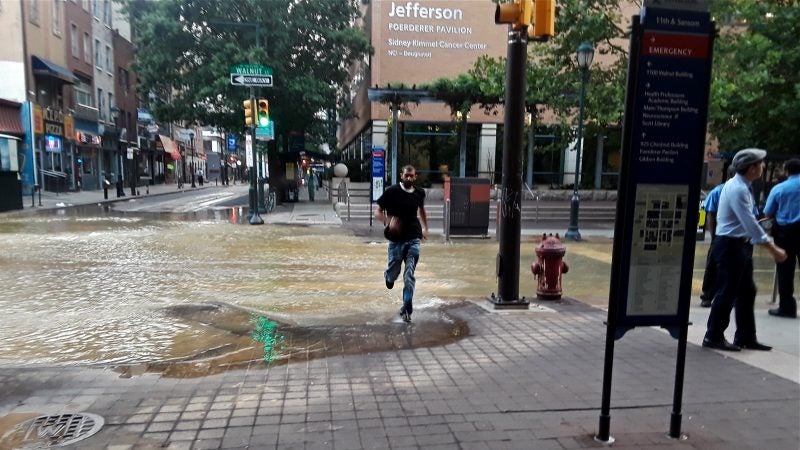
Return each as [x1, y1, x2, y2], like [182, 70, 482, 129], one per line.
[375, 205, 388, 224]
[418, 206, 429, 239]
[707, 212, 717, 240]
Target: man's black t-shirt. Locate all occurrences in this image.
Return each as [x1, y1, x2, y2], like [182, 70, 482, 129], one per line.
[377, 184, 425, 242]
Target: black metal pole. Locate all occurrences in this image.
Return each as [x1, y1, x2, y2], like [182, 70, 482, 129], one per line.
[669, 323, 689, 438]
[190, 134, 196, 188]
[492, 27, 528, 306]
[116, 145, 124, 197]
[566, 68, 588, 241]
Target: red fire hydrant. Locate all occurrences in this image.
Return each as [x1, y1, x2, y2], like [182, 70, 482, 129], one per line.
[531, 233, 569, 300]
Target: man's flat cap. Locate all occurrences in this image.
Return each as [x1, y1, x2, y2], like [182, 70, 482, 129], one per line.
[732, 148, 767, 170]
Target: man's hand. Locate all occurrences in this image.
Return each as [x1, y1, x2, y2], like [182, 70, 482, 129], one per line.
[421, 227, 428, 240]
[766, 242, 788, 263]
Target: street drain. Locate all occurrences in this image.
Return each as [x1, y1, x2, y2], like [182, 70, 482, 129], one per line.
[6, 413, 104, 448]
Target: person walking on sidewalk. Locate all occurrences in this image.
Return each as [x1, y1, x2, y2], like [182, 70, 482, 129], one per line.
[703, 148, 787, 352]
[700, 166, 736, 307]
[375, 165, 429, 323]
[763, 158, 800, 319]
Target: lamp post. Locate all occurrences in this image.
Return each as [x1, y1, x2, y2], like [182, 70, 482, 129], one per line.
[190, 131, 196, 188]
[565, 42, 594, 241]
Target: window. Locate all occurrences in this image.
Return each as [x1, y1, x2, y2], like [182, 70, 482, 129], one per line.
[52, 0, 61, 36]
[83, 33, 91, 64]
[70, 24, 79, 57]
[105, 44, 112, 72]
[92, 0, 99, 18]
[75, 82, 93, 107]
[82, 0, 89, 12]
[108, 93, 114, 122]
[29, 0, 39, 25]
[94, 38, 101, 67]
[97, 88, 104, 121]
[118, 68, 129, 96]
[103, 0, 111, 27]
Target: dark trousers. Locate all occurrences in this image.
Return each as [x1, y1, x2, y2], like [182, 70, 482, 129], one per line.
[700, 238, 717, 301]
[705, 237, 757, 343]
[774, 222, 799, 315]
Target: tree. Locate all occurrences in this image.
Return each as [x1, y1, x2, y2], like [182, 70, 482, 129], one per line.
[121, 0, 372, 149]
[708, 0, 800, 157]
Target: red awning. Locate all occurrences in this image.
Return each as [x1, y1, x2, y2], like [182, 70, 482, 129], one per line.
[0, 101, 24, 136]
[158, 135, 182, 161]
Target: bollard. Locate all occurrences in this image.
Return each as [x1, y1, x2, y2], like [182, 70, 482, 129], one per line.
[38, 186, 42, 206]
[31, 187, 35, 207]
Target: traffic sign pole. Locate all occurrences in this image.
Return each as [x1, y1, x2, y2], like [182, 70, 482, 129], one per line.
[248, 89, 263, 225]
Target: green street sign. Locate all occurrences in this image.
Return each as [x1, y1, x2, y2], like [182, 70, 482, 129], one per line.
[230, 64, 273, 87]
[255, 121, 275, 141]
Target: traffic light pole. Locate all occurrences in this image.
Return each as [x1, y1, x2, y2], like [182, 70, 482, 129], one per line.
[489, 27, 529, 309]
[249, 90, 263, 225]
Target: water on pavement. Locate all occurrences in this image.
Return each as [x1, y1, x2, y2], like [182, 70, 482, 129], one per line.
[0, 206, 781, 370]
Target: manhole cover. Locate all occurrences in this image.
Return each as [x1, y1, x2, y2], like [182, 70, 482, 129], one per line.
[4, 413, 104, 448]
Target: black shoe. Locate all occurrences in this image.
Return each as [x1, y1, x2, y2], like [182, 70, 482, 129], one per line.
[399, 308, 411, 323]
[768, 308, 797, 319]
[700, 299, 712, 308]
[386, 279, 394, 290]
[734, 340, 772, 351]
[702, 338, 740, 351]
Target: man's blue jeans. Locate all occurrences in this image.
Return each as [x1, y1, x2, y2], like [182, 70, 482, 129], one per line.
[385, 239, 421, 314]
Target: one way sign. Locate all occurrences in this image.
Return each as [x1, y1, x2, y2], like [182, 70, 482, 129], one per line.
[230, 74, 273, 87]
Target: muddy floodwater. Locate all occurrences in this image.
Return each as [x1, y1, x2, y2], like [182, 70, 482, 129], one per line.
[0, 208, 529, 368]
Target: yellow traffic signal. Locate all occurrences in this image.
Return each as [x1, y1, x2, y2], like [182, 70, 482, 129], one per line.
[257, 98, 269, 127]
[495, 0, 532, 31]
[530, 0, 555, 41]
[243, 99, 254, 127]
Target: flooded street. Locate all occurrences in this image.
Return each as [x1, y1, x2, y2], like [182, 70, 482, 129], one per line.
[0, 204, 780, 369]
[0, 206, 510, 367]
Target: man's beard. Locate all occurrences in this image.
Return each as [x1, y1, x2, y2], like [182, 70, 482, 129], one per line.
[401, 180, 414, 189]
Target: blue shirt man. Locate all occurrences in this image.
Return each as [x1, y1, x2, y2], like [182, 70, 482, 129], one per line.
[704, 148, 787, 352]
[763, 158, 800, 318]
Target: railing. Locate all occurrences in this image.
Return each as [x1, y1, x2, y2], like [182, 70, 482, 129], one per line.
[523, 183, 540, 222]
[337, 179, 351, 221]
[40, 169, 68, 195]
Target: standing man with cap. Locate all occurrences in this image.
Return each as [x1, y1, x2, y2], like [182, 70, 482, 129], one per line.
[763, 158, 800, 319]
[703, 148, 787, 351]
[699, 166, 737, 307]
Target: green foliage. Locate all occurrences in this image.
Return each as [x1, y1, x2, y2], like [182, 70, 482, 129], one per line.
[418, 0, 630, 139]
[121, 0, 372, 149]
[708, 1, 800, 156]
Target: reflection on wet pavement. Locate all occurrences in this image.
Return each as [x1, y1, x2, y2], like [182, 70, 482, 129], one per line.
[113, 302, 471, 378]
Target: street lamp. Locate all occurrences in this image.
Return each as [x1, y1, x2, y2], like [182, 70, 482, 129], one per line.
[565, 41, 594, 241]
[189, 131, 196, 188]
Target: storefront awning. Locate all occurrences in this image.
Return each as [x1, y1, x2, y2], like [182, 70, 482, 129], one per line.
[0, 101, 24, 136]
[158, 135, 182, 161]
[32, 56, 78, 84]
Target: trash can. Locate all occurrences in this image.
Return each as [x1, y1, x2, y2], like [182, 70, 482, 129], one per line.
[448, 177, 490, 236]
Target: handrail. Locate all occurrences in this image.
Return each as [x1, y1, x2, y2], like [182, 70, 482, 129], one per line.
[40, 169, 68, 178]
[524, 183, 539, 222]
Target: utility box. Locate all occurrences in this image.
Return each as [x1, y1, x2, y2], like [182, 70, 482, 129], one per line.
[448, 177, 490, 236]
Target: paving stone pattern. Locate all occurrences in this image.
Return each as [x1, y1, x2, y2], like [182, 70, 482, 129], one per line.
[0, 301, 797, 449]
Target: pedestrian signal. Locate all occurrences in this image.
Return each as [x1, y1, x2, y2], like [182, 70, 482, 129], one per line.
[257, 99, 269, 127]
[495, 0, 532, 31]
[530, 0, 555, 41]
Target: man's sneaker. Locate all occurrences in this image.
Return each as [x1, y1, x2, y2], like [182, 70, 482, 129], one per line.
[700, 299, 712, 308]
[386, 279, 394, 290]
[399, 307, 411, 323]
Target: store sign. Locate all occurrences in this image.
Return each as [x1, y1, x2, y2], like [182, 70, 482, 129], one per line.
[77, 131, 101, 145]
[43, 107, 65, 137]
[45, 135, 62, 152]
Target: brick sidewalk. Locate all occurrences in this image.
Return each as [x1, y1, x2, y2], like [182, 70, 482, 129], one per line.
[1, 300, 797, 449]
